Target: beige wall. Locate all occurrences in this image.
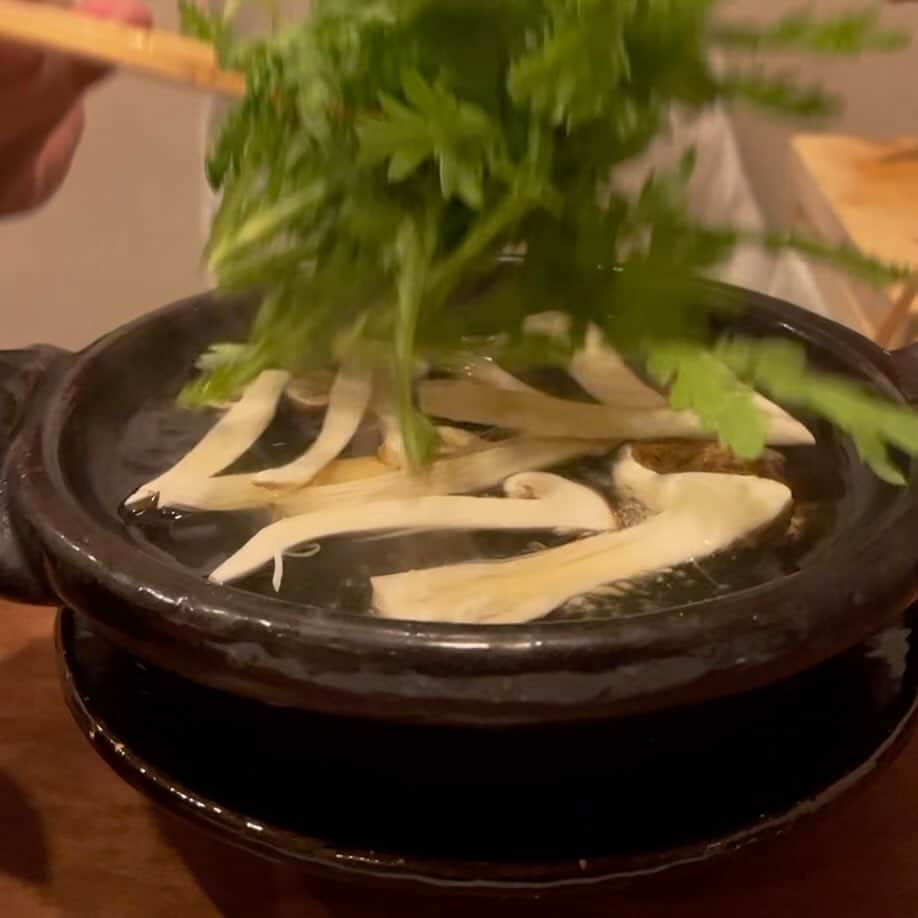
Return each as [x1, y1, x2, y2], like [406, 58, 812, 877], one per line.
[726, 0, 918, 225]
[0, 0, 915, 349]
[0, 0, 208, 350]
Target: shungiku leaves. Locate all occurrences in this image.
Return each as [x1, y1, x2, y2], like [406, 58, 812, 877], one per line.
[181, 0, 915, 480]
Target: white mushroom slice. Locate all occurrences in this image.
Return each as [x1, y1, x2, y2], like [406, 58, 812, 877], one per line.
[157, 437, 610, 513]
[376, 388, 485, 469]
[571, 326, 668, 409]
[378, 424, 487, 468]
[457, 354, 542, 396]
[160, 456, 392, 511]
[379, 426, 487, 469]
[154, 474, 294, 512]
[418, 379, 814, 446]
[371, 448, 793, 625]
[370, 386, 406, 469]
[436, 426, 486, 455]
[154, 456, 390, 513]
[377, 422, 406, 468]
[210, 473, 615, 585]
[279, 437, 612, 515]
[286, 370, 335, 410]
[751, 392, 806, 428]
[523, 311, 572, 341]
[314, 456, 391, 485]
[126, 369, 290, 507]
[571, 326, 808, 438]
[254, 363, 373, 489]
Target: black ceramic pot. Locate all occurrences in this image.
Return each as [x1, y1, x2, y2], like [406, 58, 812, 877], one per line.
[2, 286, 918, 727]
[4, 285, 918, 887]
[54, 605, 918, 890]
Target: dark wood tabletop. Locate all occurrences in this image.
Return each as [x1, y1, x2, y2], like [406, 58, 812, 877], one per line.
[3, 600, 918, 917]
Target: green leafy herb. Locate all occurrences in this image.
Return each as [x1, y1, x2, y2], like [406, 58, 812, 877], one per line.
[713, 9, 908, 55]
[646, 342, 765, 459]
[358, 70, 499, 209]
[183, 0, 915, 477]
[718, 337, 918, 484]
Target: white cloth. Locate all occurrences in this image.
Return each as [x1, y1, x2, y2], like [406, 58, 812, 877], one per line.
[680, 109, 828, 316]
[615, 106, 827, 315]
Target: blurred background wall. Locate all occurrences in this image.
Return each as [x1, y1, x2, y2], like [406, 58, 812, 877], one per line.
[0, 0, 914, 349]
[0, 0, 207, 349]
[727, 0, 918, 226]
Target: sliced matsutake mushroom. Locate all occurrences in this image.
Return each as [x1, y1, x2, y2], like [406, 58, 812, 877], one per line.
[210, 473, 615, 585]
[455, 353, 543, 396]
[418, 379, 814, 446]
[375, 415, 484, 468]
[375, 423, 487, 469]
[374, 384, 485, 470]
[570, 326, 668, 410]
[523, 310, 573, 341]
[156, 436, 610, 513]
[279, 436, 612, 515]
[370, 447, 793, 625]
[371, 386, 407, 469]
[126, 369, 290, 508]
[377, 421, 406, 468]
[436, 426, 487, 454]
[286, 370, 335, 410]
[154, 458, 389, 512]
[570, 325, 807, 435]
[253, 363, 373, 489]
[377, 424, 486, 468]
[380, 424, 489, 469]
[312, 455, 391, 485]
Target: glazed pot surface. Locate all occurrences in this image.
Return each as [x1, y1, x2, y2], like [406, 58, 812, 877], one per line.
[4, 286, 918, 724]
[57, 606, 918, 891]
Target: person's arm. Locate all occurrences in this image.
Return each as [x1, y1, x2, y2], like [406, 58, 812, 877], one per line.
[0, 0, 151, 217]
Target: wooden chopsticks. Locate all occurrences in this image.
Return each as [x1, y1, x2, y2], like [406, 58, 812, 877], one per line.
[0, 0, 246, 97]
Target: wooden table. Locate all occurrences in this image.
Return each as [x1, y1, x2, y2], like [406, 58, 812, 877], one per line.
[790, 133, 918, 345]
[3, 600, 918, 917]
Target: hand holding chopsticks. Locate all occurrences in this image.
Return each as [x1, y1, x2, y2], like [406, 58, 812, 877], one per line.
[0, 0, 238, 215]
[0, 0, 245, 97]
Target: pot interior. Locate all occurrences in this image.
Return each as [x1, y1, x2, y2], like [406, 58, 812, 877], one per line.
[58, 290, 910, 626]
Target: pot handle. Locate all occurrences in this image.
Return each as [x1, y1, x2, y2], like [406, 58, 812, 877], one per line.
[0, 346, 71, 605]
